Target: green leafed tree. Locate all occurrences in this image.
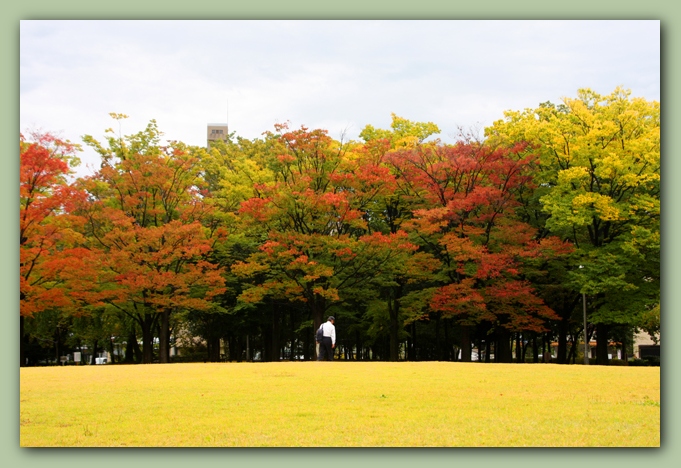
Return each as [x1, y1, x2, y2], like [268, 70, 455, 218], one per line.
[487, 87, 660, 364]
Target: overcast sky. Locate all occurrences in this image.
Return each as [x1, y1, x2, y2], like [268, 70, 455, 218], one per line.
[20, 20, 660, 177]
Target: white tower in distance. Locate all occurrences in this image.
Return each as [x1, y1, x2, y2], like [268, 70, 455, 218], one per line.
[207, 123, 229, 148]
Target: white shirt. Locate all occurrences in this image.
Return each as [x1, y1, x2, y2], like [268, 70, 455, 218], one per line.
[321, 321, 336, 345]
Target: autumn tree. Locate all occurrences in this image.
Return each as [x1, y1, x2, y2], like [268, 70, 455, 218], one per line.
[22, 98, 657, 366]
[359, 112, 441, 150]
[188, 133, 278, 361]
[20, 131, 94, 366]
[487, 88, 660, 364]
[357, 114, 444, 360]
[232, 123, 426, 358]
[384, 137, 570, 362]
[79, 117, 226, 363]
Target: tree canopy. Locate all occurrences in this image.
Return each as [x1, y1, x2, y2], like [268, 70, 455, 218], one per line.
[20, 88, 660, 367]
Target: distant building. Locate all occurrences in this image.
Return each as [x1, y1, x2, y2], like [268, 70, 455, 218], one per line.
[207, 123, 229, 148]
[633, 331, 660, 360]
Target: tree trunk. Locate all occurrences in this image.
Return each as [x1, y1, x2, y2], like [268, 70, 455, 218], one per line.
[139, 314, 158, 364]
[557, 317, 569, 364]
[207, 336, 221, 362]
[302, 328, 310, 361]
[271, 304, 281, 361]
[460, 325, 472, 362]
[443, 319, 452, 361]
[54, 325, 61, 365]
[227, 336, 234, 361]
[388, 296, 399, 361]
[621, 333, 628, 365]
[261, 321, 272, 362]
[159, 309, 171, 364]
[229, 335, 243, 361]
[290, 309, 297, 360]
[495, 328, 513, 363]
[567, 333, 577, 364]
[124, 327, 136, 363]
[543, 332, 552, 363]
[388, 283, 404, 362]
[310, 295, 325, 360]
[20, 315, 26, 367]
[90, 339, 99, 365]
[532, 333, 539, 363]
[434, 313, 442, 360]
[108, 336, 116, 364]
[596, 323, 610, 365]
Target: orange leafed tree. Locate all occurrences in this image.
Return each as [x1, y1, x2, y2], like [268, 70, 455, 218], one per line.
[79, 119, 226, 363]
[20, 131, 95, 366]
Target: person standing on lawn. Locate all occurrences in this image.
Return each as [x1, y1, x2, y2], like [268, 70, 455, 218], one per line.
[317, 316, 336, 361]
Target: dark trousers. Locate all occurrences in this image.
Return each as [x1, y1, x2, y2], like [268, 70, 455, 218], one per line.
[318, 337, 333, 361]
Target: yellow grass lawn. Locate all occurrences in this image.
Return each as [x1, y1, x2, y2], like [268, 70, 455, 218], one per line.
[20, 361, 660, 447]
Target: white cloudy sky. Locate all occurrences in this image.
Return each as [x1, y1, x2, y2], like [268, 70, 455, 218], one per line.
[20, 20, 660, 177]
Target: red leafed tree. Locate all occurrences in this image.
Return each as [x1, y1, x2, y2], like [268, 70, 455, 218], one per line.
[20, 132, 94, 366]
[386, 139, 571, 362]
[79, 119, 226, 363]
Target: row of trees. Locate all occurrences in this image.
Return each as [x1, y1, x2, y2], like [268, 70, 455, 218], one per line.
[20, 88, 660, 366]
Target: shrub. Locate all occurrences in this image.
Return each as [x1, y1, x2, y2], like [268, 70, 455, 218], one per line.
[628, 358, 660, 367]
[644, 356, 660, 366]
[610, 359, 628, 366]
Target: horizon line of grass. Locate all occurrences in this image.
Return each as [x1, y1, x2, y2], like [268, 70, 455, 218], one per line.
[20, 361, 660, 447]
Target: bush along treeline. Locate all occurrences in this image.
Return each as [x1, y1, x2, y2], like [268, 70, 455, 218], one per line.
[20, 88, 660, 366]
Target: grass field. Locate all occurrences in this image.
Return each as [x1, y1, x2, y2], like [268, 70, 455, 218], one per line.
[20, 361, 660, 447]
